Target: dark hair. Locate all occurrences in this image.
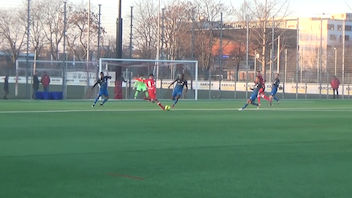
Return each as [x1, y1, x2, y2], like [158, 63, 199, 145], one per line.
[149, 73, 154, 77]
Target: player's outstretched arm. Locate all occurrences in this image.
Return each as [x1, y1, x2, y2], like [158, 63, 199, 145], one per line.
[168, 80, 177, 89]
[92, 81, 98, 89]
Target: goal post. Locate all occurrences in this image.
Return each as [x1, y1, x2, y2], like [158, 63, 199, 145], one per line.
[99, 58, 199, 100]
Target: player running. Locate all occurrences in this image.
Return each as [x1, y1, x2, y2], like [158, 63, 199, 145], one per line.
[256, 71, 270, 107]
[269, 73, 280, 106]
[134, 74, 148, 99]
[238, 76, 261, 111]
[142, 74, 165, 110]
[168, 73, 188, 108]
[92, 72, 112, 107]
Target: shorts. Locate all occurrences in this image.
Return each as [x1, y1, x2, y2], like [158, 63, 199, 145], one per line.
[148, 88, 157, 100]
[270, 87, 278, 96]
[99, 88, 109, 97]
[250, 89, 259, 101]
[136, 86, 147, 92]
[172, 87, 183, 98]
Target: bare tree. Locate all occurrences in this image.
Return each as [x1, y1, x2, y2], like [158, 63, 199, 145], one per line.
[39, 0, 65, 60]
[67, 4, 102, 61]
[30, 0, 46, 60]
[133, 0, 158, 59]
[192, 0, 225, 72]
[163, 0, 193, 60]
[0, 9, 26, 67]
[235, 0, 289, 80]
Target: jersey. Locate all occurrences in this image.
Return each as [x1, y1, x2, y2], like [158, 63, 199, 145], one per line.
[270, 78, 280, 96]
[257, 74, 265, 92]
[144, 78, 157, 100]
[135, 78, 147, 91]
[95, 76, 111, 90]
[174, 78, 188, 90]
[272, 78, 280, 88]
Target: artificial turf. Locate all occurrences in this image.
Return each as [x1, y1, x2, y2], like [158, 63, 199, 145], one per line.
[0, 100, 352, 198]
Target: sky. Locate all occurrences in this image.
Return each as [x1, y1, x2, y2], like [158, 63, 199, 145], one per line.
[0, 0, 351, 37]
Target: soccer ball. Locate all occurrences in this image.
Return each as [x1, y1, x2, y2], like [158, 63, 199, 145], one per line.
[165, 105, 171, 111]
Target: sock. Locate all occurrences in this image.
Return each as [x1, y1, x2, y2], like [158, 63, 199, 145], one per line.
[258, 97, 261, 104]
[274, 96, 279, 102]
[242, 103, 249, 109]
[251, 102, 259, 106]
[145, 91, 149, 98]
[263, 95, 270, 101]
[157, 102, 164, 110]
[173, 98, 179, 106]
[93, 96, 100, 105]
[102, 98, 108, 105]
[134, 91, 139, 99]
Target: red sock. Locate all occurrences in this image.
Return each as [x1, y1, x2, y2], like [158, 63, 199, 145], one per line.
[263, 95, 270, 101]
[157, 102, 164, 110]
[258, 97, 261, 104]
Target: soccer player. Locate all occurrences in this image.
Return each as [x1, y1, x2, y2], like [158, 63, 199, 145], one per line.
[134, 74, 148, 99]
[168, 73, 188, 108]
[256, 71, 270, 106]
[238, 76, 261, 111]
[269, 73, 280, 106]
[92, 72, 112, 107]
[143, 74, 165, 110]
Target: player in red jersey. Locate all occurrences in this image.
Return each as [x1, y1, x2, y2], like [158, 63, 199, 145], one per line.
[256, 71, 270, 107]
[142, 74, 165, 110]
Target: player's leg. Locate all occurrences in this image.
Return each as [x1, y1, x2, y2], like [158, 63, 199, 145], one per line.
[239, 90, 258, 111]
[134, 90, 139, 99]
[155, 99, 165, 110]
[172, 89, 182, 108]
[101, 95, 109, 105]
[100, 89, 109, 105]
[262, 93, 270, 101]
[92, 92, 102, 107]
[144, 89, 149, 99]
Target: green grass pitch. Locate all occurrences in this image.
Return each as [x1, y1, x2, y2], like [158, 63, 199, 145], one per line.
[0, 99, 352, 198]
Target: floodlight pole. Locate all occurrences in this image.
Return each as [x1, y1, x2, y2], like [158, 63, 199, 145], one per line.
[116, 0, 122, 58]
[342, 20, 345, 99]
[129, 6, 133, 58]
[98, 4, 102, 60]
[63, 1, 67, 99]
[245, 14, 249, 99]
[87, 0, 90, 62]
[219, 12, 223, 97]
[26, 0, 31, 99]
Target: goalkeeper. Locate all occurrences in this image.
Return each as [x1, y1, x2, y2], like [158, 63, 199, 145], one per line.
[134, 75, 148, 99]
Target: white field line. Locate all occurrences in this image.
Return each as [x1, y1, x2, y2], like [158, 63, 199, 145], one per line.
[1, 107, 352, 114]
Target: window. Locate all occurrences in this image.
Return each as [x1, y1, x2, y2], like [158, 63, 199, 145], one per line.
[329, 34, 337, 40]
[346, 35, 350, 41]
[346, 25, 352, 31]
[337, 25, 343, 31]
[328, 24, 335, 30]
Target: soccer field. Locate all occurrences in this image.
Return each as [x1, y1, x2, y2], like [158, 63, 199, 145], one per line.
[0, 100, 352, 198]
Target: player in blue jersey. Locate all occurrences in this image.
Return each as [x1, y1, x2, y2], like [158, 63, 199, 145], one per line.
[238, 76, 261, 111]
[269, 73, 280, 106]
[92, 72, 112, 107]
[168, 73, 188, 108]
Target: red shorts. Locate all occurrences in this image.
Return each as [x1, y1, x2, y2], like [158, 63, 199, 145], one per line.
[148, 88, 157, 100]
[258, 88, 265, 97]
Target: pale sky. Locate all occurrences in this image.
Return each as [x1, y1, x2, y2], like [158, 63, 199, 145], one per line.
[1, 0, 351, 37]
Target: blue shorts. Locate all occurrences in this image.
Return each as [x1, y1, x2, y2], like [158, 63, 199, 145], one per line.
[99, 88, 109, 97]
[172, 87, 183, 98]
[250, 89, 259, 101]
[270, 87, 278, 96]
